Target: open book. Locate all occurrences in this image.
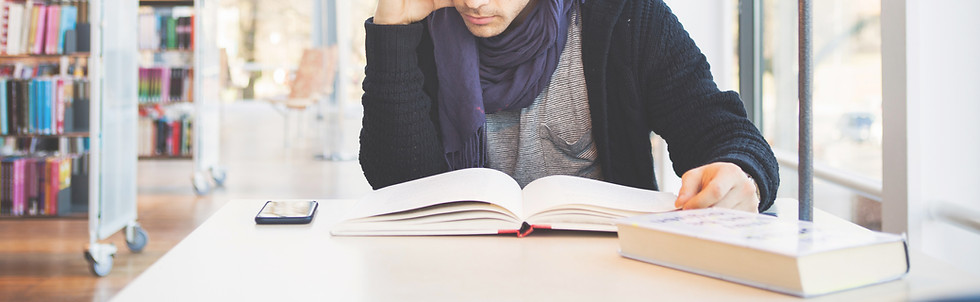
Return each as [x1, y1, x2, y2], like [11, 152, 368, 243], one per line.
[330, 168, 678, 236]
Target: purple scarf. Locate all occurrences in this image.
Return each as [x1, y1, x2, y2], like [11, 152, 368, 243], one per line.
[428, 0, 573, 169]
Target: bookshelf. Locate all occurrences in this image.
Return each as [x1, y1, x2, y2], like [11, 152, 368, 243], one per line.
[137, 2, 194, 159]
[137, 0, 224, 194]
[0, 0, 146, 277]
[0, 0, 94, 217]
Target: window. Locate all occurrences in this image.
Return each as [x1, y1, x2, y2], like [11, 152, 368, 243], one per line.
[761, 0, 882, 181]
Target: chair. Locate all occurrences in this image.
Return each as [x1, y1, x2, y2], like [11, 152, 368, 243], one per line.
[266, 47, 338, 148]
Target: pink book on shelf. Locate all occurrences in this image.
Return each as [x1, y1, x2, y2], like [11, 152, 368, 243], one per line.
[12, 158, 24, 216]
[31, 3, 44, 54]
[44, 4, 58, 55]
[161, 67, 171, 103]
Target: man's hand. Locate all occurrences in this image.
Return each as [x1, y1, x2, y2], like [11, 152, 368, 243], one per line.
[675, 162, 760, 213]
[375, 0, 454, 25]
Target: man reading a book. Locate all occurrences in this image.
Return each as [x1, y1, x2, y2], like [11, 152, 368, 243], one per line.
[359, 0, 779, 213]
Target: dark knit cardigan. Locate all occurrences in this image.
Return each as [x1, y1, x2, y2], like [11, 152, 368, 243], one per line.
[359, 0, 779, 211]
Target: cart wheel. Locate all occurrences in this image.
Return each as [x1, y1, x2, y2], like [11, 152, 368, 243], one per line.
[193, 172, 211, 195]
[211, 167, 227, 187]
[84, 250, 114, 277]
[126, 226, 149, 253]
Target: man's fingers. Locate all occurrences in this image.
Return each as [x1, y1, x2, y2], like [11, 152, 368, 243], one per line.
[682, 177, 735, 210]
[675, 167, 705, 208]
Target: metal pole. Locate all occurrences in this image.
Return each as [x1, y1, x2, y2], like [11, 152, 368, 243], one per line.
[738, 0, 763, 126]
[798, 0, 814, 221]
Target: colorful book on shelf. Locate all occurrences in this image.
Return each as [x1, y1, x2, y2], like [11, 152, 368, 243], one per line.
[330, 168, 679, 236]
[17, 0, 32, 55]
[615, 208, 910, 298]
[43, 3, 58, 55]
[1, 2, 9, 55]
[7, 2, 25, 55]
[0, 78, 7, 134]
[57, 3, 77, 54]
[30, 2, 44, 55]
[1, 158, 9, 215]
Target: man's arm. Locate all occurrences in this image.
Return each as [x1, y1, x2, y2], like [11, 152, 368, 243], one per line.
[359, 19, 447, 189]
[639, 1, 779, 212]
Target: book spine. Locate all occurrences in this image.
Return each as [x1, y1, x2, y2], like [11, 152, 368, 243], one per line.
[0, 78, 7, 135]
[1, 1, 10, 55]
[48, 158, 58, 215]
[44, 3, 57, 55]
[31, 3, 43, 55]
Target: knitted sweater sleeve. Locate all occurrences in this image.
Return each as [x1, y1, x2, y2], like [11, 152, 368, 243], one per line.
[359, 19, 448, 189]
[640, 1, 779, 211]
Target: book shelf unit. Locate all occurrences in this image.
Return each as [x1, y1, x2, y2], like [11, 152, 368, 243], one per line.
[0, 0, 146, 276]
[137, 1, 194, 160]
[137, 0, 224, 194]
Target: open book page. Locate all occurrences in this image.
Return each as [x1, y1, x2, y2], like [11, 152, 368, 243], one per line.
[340, 168, 525, 224]
[521, 175, 678, 230]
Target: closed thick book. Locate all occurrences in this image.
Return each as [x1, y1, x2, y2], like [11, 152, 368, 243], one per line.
[616, 208, 909, 298]
[331, 168, 678, 236]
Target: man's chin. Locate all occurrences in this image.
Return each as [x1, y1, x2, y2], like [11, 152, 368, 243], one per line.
[465, 24, 505, 38]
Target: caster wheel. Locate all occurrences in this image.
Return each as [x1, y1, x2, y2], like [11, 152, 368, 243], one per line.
[211, 167, 227, 187]
[193, 172, 211, 195]
[126, 225, 149, 253]
[84, 250, 114, 277]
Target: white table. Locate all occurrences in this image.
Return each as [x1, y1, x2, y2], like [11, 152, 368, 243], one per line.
[112, 199, 980, 301]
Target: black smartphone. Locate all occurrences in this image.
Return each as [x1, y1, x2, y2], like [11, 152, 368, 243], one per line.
[254, 200, 318, 224]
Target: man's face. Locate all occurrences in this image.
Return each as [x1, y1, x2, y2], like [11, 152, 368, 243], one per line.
[454, 0, 533, 38]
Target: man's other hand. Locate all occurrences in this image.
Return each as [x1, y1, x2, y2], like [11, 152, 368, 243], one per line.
[675, 162, 760, 213]
[375, 0, 454, 25]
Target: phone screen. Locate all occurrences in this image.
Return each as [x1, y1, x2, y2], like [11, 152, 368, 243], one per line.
[255, 200, 318, 224]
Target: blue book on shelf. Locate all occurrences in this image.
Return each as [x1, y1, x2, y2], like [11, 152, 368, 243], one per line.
[0, 79, 7, 135]
[59, 6, 78, 54]
[43, 79, 49, 134]
[44, 80, 52, 135]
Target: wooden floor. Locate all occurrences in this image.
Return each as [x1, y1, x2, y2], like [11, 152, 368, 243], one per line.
[0, 102, 372, 302]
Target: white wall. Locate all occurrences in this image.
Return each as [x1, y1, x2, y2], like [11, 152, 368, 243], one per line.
[664, 0, 737, 91]
[884, 0, 980, 275]
[658, 0, 737, 193]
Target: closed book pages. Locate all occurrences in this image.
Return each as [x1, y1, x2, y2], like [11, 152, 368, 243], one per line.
[616, 208, 909, 298]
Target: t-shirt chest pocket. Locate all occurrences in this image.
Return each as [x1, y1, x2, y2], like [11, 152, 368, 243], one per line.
[538, 122, 596, 160]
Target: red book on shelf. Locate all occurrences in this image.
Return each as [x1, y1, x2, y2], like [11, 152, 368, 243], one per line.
[171, 121, 180, 155]
[55, 78, 64, 134]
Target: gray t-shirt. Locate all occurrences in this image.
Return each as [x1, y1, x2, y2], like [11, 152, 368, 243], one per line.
[485, 12, 602, 187]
